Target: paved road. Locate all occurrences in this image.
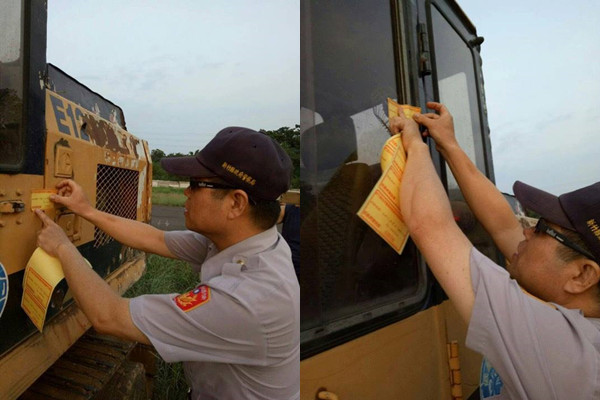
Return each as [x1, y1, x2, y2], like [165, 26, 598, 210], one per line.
[151, 205, 186, 231]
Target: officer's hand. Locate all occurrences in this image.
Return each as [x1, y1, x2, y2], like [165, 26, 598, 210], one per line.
[51, 179, 94, 217]
[35, 209, 75, 257]
[412, 102, 457, 153]
[389, 110, 423, 152]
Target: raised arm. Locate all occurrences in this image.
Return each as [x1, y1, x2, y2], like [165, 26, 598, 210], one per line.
[413, 102, 524, 259]
[390, 111, 474, 323]
[51, 179, 174, 258]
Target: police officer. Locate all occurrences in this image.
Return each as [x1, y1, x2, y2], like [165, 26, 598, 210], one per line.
[36, 127, 299, 400]
[390, 103, 600, 399]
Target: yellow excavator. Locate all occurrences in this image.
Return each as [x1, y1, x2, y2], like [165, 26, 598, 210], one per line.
[1, 2, 153, 398]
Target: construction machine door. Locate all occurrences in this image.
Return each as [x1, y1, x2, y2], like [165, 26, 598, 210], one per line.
[420, 0, 503, 264]
[0, 0, 48, 357]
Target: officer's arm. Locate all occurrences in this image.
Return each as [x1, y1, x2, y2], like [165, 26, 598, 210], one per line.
[36, 210, 151, 344]
[414, 102, 524, 259]
[83, 208, 174, 258]
[51, 179, 175, 258]
[391, 115, 474, 323]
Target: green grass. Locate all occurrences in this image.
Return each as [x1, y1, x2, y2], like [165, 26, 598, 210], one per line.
[124, 255, 199, 400]
[152, 186, 186, 207]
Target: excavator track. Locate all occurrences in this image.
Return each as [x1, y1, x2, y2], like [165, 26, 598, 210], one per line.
[20, 330, 147, 400]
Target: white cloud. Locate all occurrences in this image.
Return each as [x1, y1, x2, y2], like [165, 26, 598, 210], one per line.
[47, 0, 299, 155]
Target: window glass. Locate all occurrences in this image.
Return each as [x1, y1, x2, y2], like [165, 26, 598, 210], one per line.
[0, 1, 25, 168]
[0, 2, 22, 63]
[301, 0, 426, 346]
[430, 6, 499, 261]
[431, 6, 484, 188]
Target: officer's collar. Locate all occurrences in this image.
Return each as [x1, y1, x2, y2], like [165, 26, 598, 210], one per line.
[202, 226, 279, 280]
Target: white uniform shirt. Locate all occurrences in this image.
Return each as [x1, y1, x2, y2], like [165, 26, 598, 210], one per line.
[130, 226, 300, 400]
[467, 247, 600, 399]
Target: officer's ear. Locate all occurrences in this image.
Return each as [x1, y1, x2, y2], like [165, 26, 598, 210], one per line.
[226, 189, 250, 219]
[564, 259, 600, 294]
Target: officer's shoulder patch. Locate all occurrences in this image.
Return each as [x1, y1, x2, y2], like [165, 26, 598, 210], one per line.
[174, 284, 211, 312]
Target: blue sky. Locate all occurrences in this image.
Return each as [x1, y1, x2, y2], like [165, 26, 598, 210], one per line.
[457, 0, 600, 195]
[47, 1, 299, 155]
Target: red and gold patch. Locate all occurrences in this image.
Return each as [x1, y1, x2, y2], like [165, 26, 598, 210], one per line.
[174, 285, 211, 312]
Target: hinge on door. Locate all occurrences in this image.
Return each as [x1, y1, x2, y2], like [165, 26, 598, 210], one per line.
[417, 22, 432, 77]
[469, 36, 485, 49]
[447, 341, 463, 400]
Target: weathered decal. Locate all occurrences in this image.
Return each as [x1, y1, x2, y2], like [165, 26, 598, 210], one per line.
[0, 262, 8, 319]
[47, 91, 144, 160]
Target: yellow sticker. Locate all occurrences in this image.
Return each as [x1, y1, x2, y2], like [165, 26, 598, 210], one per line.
[21, 248, 65, 332]
[356, 99, 421, 254]
[31, 189, 58, 211]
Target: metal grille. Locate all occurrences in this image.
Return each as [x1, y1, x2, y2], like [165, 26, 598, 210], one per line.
[95, 164, 139, 247]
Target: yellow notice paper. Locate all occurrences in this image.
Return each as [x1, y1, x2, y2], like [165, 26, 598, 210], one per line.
[356, 98, 421, 254]
[31, 189, 58, 211]
[21, 248, 65, 332]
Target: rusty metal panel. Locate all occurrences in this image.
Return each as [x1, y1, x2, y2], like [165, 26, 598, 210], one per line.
[1, 47, 153, 398]
[47, 64, 126, 130]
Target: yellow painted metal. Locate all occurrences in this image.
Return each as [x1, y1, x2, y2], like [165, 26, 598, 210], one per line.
[0, 174, 44, 275]
[0, 85, 153, 397]
[300, 300, 481, 400]
[281, 189, 300, 205]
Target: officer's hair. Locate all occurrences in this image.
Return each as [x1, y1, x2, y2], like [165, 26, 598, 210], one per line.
[210, 189, 280, 230]
[554, 228, 600, 297]
[248, 199, 281, 230]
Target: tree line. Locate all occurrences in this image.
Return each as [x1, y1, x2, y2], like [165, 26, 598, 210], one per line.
[151, 125, 300, 189]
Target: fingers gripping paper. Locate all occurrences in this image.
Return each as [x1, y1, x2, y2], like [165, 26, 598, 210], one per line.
[357, 98, 420, 254]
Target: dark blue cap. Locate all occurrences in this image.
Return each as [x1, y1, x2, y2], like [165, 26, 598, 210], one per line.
[161, 127, 292, 201]
[514, 180, 600, 262]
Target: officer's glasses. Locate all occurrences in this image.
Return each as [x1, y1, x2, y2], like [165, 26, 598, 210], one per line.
[189, 180, 235, 191]
[534, 218, 596, 261]
[188, 180, 257, 205]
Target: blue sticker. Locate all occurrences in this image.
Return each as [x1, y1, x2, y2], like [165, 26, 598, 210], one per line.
[480, 357, 503, 398]
[0, 262, 7, 319]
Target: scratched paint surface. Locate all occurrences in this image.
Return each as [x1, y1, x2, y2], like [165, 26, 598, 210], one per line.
[46, 91, 144, 160]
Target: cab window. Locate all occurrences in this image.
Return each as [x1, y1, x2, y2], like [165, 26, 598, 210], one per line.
[0, 1, 25, 170]
[430, 5, 485, 184]
[301, 0, 427, 355]
[429, 3, 500, 261]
